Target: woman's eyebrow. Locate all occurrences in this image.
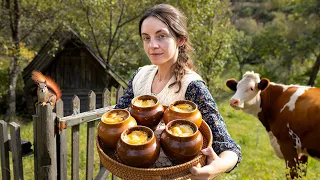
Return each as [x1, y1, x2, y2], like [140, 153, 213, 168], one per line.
[141, 29, 169, 36]
[155, 29, 169, 34]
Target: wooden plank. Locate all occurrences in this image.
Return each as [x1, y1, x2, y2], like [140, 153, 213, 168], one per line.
[9, 122, 24, 180]
[72, 95, 81, 115]
[71, 125, 80, 180]
[116, 85, 124, 103]
[81, 55, 86, 89]
[37, 105, 57, 180]
[100, 87, 114, 179]
[94, 167, 110, 180]
[59, 129, 67, 180]
[71, 95, 80, 180]
[86, 91, 96, 180]
[58, 106, 114, 127]
[56, 99, 67, 180]
[102, 88, 111, 107]
[33, 114, 39, 180]
[0, 120, 10, 180]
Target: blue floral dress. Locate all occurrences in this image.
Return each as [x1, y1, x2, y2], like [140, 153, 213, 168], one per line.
[115, 69, 242, 170]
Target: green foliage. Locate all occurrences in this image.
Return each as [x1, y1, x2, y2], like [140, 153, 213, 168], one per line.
[240, 7, 256, 17]
[0, 56, 9, 99]
[234, 18, 262, 35]
[229, 0, 320, 86]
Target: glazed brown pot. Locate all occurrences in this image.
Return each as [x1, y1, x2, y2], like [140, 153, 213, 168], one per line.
[160, 119, 203, 164]
[116, 125, 160, 168]
[129, 95, 164, 131]
[97, 109, 137, 149]
[163, 100, 202, 128]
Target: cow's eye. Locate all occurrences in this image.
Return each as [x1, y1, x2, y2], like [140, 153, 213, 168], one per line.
[250, 87, 254, 91]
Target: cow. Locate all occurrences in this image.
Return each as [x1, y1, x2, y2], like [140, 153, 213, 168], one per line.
[225, 71, 320, 178]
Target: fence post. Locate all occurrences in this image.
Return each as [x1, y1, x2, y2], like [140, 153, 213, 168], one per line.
[33, 111, 39, 180]
[94, 88, 112, 180]
[102, 87, 111, 107]
[86, 90, 96, 179]
[71, 95, 80, 180]
[34, 104, 57, 180]
[56, 99, 67, 180]
[0, 120, 10, 180]
[116, 85, 124, 103]
[9, 122, 24, 180]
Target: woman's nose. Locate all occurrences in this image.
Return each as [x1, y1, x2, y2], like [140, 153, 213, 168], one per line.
[149, 38, 159, 48]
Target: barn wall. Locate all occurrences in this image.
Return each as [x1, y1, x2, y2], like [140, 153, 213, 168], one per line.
[45, 42, 107, 90]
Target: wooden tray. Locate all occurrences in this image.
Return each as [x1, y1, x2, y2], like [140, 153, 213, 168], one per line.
[96, 120, 213, 180]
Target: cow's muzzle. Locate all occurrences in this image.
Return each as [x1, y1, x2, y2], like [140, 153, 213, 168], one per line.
[229, 98, 243, 109]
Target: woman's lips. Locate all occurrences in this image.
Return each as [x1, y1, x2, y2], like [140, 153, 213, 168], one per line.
[150, 53, 163, 56]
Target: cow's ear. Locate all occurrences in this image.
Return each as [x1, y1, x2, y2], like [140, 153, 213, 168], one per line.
[226, 78, 238, 91]
[258, 78, 270, 91]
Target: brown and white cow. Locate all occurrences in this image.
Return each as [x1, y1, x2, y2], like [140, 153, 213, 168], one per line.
[226, 71, 320, 178]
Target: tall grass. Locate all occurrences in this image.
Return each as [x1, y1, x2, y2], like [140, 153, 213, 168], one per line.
[1, 102, 320, 179]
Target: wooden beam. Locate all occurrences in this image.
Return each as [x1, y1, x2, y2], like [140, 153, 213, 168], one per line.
[71, 95, 80, 180]
[36, 105, 57, 180]
[86, 91, 96, 180]
[0, 120, 10, 180]
[9, 122, 24, 180]
[56, 99, 67, 180]
[58, 106, 114, 127]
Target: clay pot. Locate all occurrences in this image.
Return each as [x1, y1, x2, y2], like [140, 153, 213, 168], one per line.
[160, 119, 203, 164]
[116, 125, 160, 168]
[97, 109, 137, 149]
[129, 95, 164, 131]
[163, 100, 202, 128]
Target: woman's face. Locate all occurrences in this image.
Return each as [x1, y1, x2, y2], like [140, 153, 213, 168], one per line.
[141, 16, 181, 65]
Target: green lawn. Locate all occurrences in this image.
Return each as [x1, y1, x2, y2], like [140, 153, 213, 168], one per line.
[2, 102, 320, 179]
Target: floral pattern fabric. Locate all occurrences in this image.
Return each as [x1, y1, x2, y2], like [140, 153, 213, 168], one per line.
[115, 69, 242, 170]
[185, 80, 242, 170]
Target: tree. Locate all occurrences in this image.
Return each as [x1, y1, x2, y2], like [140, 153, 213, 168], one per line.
[291, 0, 320, 86]
[231, 31, 257, 79]
[3, 0, 21, 121]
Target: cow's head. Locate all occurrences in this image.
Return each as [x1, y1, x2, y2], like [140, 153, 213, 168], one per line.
[226, 71, 270, 114]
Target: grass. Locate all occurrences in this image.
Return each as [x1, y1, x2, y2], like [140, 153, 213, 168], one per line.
[1, 101, 320, 179]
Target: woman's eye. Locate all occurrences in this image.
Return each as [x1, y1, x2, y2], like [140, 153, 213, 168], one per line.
[157, 34, 166, 40]
[142, 36, 150, 41]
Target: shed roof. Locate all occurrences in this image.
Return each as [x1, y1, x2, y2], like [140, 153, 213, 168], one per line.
[22, 25, 127, 88]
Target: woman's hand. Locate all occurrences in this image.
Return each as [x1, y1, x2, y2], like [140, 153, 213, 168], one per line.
[189, 147, 238, 180]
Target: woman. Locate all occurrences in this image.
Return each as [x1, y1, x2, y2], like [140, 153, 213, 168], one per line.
[115, 4, 241, 179]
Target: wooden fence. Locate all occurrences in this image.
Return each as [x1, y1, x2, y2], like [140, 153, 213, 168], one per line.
[0, 121, 24, 180]
[0, 85, 124, 180]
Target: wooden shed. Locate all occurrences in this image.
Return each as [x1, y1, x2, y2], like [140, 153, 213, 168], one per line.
[22, 25, 127, 116]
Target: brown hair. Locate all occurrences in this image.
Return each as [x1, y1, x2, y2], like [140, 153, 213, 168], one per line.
[139, 4, 194, 93]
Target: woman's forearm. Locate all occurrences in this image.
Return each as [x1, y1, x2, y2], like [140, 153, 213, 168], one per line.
[217, 151, 238, 172]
